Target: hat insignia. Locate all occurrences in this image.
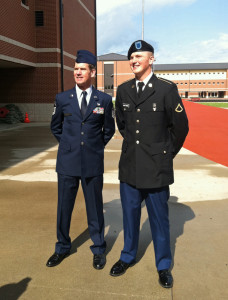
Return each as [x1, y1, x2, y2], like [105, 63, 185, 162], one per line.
[135, 41, 142, 50]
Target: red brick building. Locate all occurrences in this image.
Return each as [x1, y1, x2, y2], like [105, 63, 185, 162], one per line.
[0, 0, 96, 121]
[97, 53, 228, 100]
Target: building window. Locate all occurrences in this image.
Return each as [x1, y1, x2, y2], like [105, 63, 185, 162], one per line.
[213, 82, 215, 85]
[190, 83, 192, 85]
[222, 82, 224, 84]
[217, 82, 220, 84]
[203, 82, 206, 85]
[208, 82, 211, 85]
[35, 11, 44, 26]
[185, 83, 187, 85]
[199, 82, 201, 85]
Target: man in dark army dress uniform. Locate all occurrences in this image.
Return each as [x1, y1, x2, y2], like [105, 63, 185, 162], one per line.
[110, 40, 188, 288]
[46, 50, 115, 269]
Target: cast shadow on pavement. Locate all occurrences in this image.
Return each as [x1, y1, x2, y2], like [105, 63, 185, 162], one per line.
[137, 196, 195, 267]
[67, 196, 195, 267]
[0, 277, 31, 300]
[103, 197, 195, 267]
[0, 125, 57, 172]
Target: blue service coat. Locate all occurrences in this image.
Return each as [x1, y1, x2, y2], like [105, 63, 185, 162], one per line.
[51, 86, 115, 177]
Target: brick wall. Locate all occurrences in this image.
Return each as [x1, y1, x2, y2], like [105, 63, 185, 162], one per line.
[0, 0, 96, 121]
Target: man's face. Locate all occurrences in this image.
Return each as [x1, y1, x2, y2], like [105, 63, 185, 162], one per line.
[74, 63, 96, 90]
[129, 51, 154, 79]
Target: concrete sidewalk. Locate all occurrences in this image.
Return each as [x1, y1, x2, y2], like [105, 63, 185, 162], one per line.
[0, 123, 227, 299]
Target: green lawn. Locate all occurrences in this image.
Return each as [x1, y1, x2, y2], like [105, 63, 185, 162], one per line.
[198, 102, 228, 108]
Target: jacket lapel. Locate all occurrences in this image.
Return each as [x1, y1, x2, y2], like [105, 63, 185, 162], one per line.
[126, 79, 138, 106]
[68, 87, 82, 118]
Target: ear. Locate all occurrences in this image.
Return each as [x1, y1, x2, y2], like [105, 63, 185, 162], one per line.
[149, 55, 155, 66]
[91, 69, 96, 78]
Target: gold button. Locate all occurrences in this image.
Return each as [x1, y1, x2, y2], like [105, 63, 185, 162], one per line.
[136, 120, 139, 123]
[82, 122, 85, 125]
[164, 150, 167, 154]
[81, 132, 84, 135]
[137, 108, 140, 112]
[124, 108, 126, 111]
[136, 140, 139, 144]
[136, 130, 139, 134]
[81, 142, 84, 146]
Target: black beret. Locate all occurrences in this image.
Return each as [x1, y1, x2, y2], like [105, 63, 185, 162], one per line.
[127, 40, 154, 60]
[76, 50, 96, 65]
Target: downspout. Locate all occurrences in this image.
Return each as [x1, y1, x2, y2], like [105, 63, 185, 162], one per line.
[95, 0, 97, 88]
[59, 0, 64, 92]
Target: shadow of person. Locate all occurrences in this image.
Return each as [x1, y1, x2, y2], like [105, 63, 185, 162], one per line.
[70, 228, 90, 255]
[103, 199, 123, 255]
[0, 277, 31, 300]
[69, 199, 123, 256]
[168, 196, 195, 269]
[136, 196, 195, 268]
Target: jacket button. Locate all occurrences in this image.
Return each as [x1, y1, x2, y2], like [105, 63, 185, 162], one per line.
[82, 122, 85, 125]
[136, 140, 139, 144]
[81, 142, 84, 146]
[164, 150, 167, 154]
[137, 108, 140, 112]
[81, 132, 84, 135]
[136, 119, 139, 123]
[136, 130, 139, 134]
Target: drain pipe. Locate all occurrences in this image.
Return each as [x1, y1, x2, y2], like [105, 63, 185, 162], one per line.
[59, 0, 64, 92]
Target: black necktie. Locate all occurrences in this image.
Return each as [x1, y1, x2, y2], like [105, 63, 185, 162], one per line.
[137, 82, 144, 98]
[81, 91, 87, 117]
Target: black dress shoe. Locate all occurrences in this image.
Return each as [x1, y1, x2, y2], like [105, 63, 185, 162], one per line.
[46, 252, 70, 267]
[110, 259, 135, 277]
[158, 269, 173, 288]
[93, 254, 106, 270]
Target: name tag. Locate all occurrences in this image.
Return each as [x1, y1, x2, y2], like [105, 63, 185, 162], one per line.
[93, 107, 104, 114]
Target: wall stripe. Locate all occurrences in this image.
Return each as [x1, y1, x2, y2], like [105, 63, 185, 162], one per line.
[78, 0, 95, 20]
[0, 54, 74, 70]
[0, 35, 75, 59]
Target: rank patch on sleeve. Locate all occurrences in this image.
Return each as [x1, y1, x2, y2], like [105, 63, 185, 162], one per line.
[175, 103, 183, 113]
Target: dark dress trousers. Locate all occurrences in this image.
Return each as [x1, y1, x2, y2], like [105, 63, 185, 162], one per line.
[51, 86, 115, 255]
[115, 74, 189, 270]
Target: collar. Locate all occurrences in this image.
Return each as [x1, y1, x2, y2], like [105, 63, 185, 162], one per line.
[75, 84, 93, 99]
[136, 71, 153, 88]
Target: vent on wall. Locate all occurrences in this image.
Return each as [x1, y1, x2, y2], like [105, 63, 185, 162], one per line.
[21, 0, 28, 6]
[35, 11, 44, 27]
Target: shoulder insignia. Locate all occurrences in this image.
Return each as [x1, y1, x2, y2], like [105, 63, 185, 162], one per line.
[175, 103, 183, 113]
[158, 77, 173, 85]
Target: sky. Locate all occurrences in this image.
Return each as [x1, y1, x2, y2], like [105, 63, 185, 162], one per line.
[96, 0, 228, 64]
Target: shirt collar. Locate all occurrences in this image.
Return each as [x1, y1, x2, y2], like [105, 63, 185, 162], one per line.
[75, 84, 93, 99]
[136, 71, 153, 88]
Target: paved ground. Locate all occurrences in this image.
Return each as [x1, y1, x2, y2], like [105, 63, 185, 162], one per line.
[0, 122, 228, 300]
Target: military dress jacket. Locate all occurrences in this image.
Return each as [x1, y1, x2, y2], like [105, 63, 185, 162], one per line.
[116, 74, 189, 189]
[51, 86, 115, 178]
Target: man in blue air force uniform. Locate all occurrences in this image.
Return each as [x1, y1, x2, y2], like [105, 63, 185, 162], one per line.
[46, 50, 115, 269]
[110, 41, 189, 288]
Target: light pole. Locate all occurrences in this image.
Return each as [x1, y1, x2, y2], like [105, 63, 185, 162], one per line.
[142, 0, 144, 40]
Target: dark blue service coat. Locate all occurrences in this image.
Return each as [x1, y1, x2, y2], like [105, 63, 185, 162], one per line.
[51, 86, 115, 177]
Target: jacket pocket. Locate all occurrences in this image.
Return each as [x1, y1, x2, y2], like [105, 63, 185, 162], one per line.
[150, 142, 174, 155]
[59, 140, 71, 151]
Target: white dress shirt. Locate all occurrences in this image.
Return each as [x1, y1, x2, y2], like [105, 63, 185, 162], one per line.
[75, 85, 93, 109]
[136, 71, 153, 92]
